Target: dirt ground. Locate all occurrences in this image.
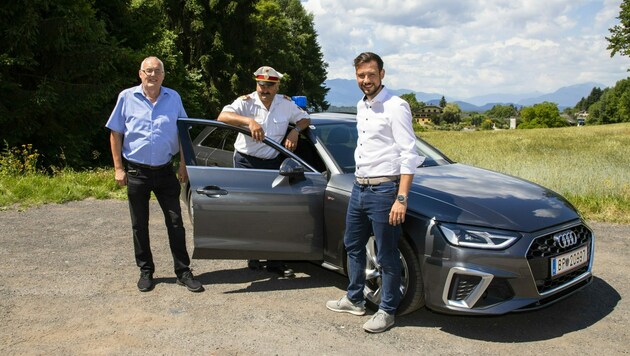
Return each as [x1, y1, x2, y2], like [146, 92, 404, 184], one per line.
[0, 199, 628, 355]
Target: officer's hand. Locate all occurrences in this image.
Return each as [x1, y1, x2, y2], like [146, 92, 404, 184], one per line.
[249, 119, 265, 142]
[284, 130, 299, 151]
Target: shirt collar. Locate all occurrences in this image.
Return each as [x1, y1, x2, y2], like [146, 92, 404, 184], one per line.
[134, 84, 168, 99]
[362, 85, 388, 104]
[253, 91, 279, 109]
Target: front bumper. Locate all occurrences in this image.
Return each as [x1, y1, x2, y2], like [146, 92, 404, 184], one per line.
[422, 220, 594, 315]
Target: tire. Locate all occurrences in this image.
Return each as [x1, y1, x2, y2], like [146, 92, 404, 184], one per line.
[362, 235, 425, 316]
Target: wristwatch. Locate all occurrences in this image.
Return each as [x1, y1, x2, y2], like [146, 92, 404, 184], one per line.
[396, 194, 407, 205]
[293, 126, 302, 133]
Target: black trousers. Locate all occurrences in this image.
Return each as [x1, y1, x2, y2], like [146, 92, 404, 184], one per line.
[126, 163, 190, 277]
[234, 151, 284, 170]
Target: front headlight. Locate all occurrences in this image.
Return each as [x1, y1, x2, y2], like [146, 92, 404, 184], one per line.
[439, 223, 521, 250]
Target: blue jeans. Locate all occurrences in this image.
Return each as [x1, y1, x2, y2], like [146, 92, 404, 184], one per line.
[344, 181, 401, 314]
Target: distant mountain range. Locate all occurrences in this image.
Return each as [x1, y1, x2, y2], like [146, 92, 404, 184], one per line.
[324, 79, 605, 111]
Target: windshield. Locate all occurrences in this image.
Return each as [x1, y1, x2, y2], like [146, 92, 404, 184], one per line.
[313, 122, 452, 174]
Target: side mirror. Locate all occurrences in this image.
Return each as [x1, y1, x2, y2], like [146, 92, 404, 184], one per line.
[279, 158, 305, 177]
[272, 158, 306, 188]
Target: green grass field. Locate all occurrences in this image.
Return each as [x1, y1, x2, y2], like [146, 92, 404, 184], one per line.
[420, 123, 630, 223]
[1, 123, 628, 223]
[0, 168, 126, 209]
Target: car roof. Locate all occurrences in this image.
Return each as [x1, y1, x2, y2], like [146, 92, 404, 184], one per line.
[308, 112, 357, 125]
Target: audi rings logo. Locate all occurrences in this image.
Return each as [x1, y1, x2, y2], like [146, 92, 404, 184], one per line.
[553, 230, 578, 248]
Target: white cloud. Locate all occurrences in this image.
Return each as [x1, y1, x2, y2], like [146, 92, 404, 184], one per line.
[301, 0, 629, 99]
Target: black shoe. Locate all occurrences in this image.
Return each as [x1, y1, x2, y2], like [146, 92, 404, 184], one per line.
[177, 270, 204, 292]
[137, 270, 154, 292]
[248, 259, 263, 270]
[266, 261, 295, 278]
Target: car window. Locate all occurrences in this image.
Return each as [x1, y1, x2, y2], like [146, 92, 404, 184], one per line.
[314, 122, 452, 172]
[315, 124, 358, 173]
[197, 127, 235, 152]
[188, 125, 238, 168]
[188, 123, 312, 170]
[292, 130, 327, 173]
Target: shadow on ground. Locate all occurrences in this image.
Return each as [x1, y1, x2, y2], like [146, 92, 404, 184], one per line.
[194, 261, 348, 293]
[397, 276, 619, 342]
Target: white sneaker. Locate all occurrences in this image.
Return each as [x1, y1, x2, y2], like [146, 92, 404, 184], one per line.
[363, 309, 395, 333]
[326, 295, 366, 316]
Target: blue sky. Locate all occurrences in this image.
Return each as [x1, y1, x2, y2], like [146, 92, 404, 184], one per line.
[301, 0, 629, 100]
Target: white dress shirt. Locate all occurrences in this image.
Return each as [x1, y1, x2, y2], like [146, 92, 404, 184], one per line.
[222, 92, 309, 159]
[354, 86, 423, 177]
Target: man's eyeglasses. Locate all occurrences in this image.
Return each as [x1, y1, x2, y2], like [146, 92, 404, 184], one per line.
[257, 81, 277, 87]
[141, 68, 163, 75]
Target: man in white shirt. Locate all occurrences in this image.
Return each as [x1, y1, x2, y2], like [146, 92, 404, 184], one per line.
[326, 52, 423, 333]
[218, 65, 310, 277]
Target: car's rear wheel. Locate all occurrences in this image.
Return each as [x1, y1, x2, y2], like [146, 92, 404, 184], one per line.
[363, 235, 424, 316]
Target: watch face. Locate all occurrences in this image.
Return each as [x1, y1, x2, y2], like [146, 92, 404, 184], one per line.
[397, 195, 406, 202]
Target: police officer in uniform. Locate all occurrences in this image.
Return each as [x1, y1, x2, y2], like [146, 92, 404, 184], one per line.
[218, 66, 310, 277]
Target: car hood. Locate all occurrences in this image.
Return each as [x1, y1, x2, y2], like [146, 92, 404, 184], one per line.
[408, 164, 580, 232]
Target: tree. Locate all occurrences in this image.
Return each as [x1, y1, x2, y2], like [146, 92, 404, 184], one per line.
[0, 0, 134, 168]
[486, 104, 518, 119]
[607, 0, 630, 62]
[480, 119, 494, 130]
[439, 96, 447, 108]
[469, 113, 485, 127]
[0, 0, 331, 169]
[440, 103, 462, 124]
[588, 78, 630, 124]
[575, 87, 603, 111]
[264, 0, 329, 112]
[400, 93, 425, 117]
[518, 102, 567, 129]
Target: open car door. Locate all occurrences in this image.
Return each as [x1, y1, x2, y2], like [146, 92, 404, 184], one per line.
[177, 118, 326, 261]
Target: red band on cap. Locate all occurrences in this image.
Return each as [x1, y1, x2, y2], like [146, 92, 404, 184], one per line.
[255, 75, 279, 82]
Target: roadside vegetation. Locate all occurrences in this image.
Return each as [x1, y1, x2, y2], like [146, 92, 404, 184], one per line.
[1, 123, 628, 224]
[420, 122, 630, 224]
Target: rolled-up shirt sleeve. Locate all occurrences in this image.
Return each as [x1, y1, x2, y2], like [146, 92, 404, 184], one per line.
[391, 101, 424, 174]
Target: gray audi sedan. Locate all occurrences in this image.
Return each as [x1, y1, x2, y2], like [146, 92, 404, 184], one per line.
[177, 112, 593, 316]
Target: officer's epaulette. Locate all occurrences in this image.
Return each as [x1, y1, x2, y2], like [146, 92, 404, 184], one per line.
[240, 94, 252, 100]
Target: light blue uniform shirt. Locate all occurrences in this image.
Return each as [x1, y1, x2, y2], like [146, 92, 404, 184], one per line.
[106, 85, 187, 166]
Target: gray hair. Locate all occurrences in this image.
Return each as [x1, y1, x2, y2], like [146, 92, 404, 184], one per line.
[140, 56, 164, 71]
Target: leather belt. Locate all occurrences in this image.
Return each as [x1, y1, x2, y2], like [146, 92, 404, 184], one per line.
[355, 176, 399, 186]
[127, 161, 172, 170]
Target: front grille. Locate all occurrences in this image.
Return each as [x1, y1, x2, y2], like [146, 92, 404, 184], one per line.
[527, 224, 592, 293]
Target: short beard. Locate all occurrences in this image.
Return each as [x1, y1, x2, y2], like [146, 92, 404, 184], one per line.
[361, 84, 382, 98]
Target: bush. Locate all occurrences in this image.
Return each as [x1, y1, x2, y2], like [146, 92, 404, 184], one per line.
[0, 142, 40, 176]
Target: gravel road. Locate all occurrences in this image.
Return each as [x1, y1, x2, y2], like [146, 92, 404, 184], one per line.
[0, 199, 628, 355]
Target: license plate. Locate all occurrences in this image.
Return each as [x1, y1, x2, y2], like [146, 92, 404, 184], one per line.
[551, 245, 588, 277]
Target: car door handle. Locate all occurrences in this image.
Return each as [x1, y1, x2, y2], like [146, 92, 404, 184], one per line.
[196, 186, 228, 197]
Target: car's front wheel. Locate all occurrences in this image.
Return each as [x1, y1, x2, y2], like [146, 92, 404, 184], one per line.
[363, 235, 424, 316]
